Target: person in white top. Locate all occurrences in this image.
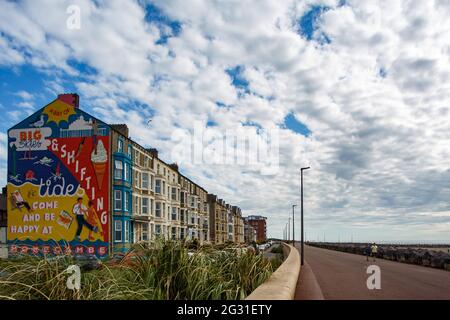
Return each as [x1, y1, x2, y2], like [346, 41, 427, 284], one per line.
[73, 197, 98, 241]
[12, 190, 33, 213]
[370, 242, 378, 262]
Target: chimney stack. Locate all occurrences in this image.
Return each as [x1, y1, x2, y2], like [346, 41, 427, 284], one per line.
[110, 124, 129, 138]
[147, 148, 158, 159]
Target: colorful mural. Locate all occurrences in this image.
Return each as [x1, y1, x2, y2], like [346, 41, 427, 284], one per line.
[7, 95, 110, 258]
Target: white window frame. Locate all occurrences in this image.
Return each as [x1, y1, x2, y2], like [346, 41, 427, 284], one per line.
[124, 221, 129, 242]
[171, 187, 177, 201]
[171, 227, 177, 239]
[155, 202, 161, 217]
[135, 171, 140, 188]
[124, 191, 129, 212]
[142, 197, 149, 215]
[142, 223, 148, 241]
[114, 190, 122, 210]
[114, 160, 123, 180]
[171, 207, 177, 221]
[124, 162, 129, 181]
[155, 224, 161, 236]
[155, 179, 161, 194]
[114, 220, 122, 242]
[142, 172, 149, 190]
[134, 195, 139, 214]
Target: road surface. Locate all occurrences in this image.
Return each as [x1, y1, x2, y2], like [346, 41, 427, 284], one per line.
[296, 245, 450, 300]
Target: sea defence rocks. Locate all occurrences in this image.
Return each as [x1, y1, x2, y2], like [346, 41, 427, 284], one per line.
[308, 242, 450, 271]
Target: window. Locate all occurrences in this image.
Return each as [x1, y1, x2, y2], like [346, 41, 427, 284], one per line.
[142, 173, 149, 189]
[171, 187, 177, 201]
[142, 224, 148, 241]
[150, 175, 154, 190]
[114, 190, 122, 210]
[124, 192, 129, 211]
[117, 139, 123, 153]
[171, 207, 177, 220]
[124, 162, 129, 181]
[142, 198, 148, 215]
[134, 196, 139, 214]
[114, 160, 123, 179]
[155, 224, 161, 236]
[155, 179, 161, 194]
[114, 220, 122, 242]
[171, 227, 177, 240]
[155, 202, 161, 217]
[128, 145, 132, 157]
[180, 210, 185, 223]
[124, 221, 129, 242]
[135, 171, 140, 188]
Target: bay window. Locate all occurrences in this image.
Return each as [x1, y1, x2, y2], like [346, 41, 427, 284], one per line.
[114, 160, 123, 179]
[114, 220, 122, 242]
[114, 190, 122, 210]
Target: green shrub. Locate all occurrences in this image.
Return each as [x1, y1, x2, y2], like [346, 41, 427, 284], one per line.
[270, 245, 283, 254]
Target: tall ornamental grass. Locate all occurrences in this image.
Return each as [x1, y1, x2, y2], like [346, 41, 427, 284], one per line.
[0, 241, 280, 300]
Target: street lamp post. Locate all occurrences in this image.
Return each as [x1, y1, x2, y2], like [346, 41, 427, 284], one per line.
[300, 166, 310, 266]
[292, 204, 297, 246]
[287, 218, 291, 243]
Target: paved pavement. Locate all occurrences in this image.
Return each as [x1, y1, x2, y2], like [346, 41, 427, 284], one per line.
[296, 245, 450, 300]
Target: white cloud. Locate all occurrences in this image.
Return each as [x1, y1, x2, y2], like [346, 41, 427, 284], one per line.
[1, 0, 450, 241]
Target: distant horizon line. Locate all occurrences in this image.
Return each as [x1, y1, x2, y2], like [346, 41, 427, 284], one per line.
[269, 238, 450, 245]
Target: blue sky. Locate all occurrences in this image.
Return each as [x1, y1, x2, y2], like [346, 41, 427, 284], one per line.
[1, 0, 450, 242]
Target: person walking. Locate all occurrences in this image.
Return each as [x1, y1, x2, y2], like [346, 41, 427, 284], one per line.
[364, 243, 371, 261]
[87, 200, 103, 241]
[370, 242, 378, 262]
[73, 197, 98, 241]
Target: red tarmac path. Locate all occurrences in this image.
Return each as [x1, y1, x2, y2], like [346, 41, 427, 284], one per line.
[294, 245, 450, 300]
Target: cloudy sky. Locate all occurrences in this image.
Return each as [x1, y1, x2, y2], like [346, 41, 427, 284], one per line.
[1, 0, 450, 242]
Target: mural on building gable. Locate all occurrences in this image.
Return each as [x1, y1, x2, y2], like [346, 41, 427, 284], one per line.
[7, 95, 110, 258]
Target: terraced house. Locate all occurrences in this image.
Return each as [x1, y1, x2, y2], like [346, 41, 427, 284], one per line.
[6, 94, 254, 259]
[208, 194, 228, 244]
[232, 206, 245, 244]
